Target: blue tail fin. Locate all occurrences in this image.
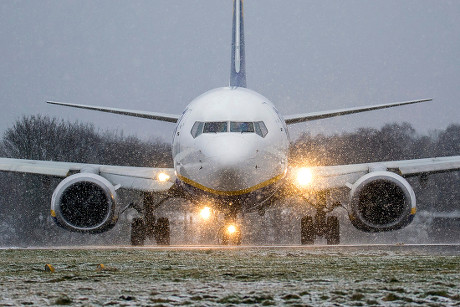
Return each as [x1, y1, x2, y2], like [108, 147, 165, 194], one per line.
[230, 0, 247, 88]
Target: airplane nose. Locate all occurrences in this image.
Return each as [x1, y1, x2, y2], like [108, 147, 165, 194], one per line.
[202, 136, 254, 168]
[199, 135, 256, 191]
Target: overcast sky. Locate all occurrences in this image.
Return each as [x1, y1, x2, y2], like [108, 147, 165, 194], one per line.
[1, 1, 459, 142]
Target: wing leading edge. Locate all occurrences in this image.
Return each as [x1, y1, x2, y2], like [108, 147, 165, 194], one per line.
[284, 98, 432, 125]
[289, 155, 460, 192]
[0, 158, 175, 192]
[47, 101, 180, 123]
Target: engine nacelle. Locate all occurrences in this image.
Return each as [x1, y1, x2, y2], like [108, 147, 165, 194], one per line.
[51, 173, 118, 233]
[349, 171, 416, 232]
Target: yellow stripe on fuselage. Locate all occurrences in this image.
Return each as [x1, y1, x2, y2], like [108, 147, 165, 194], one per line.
[177, 172, 284, 196]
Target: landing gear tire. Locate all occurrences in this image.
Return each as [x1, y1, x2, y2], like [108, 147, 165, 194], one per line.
[130, 218, 146, 246]
[301, 216, 315, 245]
[154, 217, 170, 245]
[221, 232, 229, 245]
[300, 214, 340, 245]
[233, 231, 242, 245]
[221, 230, 241, 245]
[326, 216, 340, 245]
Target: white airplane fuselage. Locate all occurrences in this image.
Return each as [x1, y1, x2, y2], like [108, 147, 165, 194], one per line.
[172, 87, 290, 207]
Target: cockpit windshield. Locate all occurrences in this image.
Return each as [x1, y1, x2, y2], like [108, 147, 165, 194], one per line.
[191, 121, 268, 138]
[230, 122, 254, 133]
[203, 122, 228, 133]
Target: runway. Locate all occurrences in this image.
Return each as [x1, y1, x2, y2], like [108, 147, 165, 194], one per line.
[0, 244, 459, 306]
[3, 243, 460, 254]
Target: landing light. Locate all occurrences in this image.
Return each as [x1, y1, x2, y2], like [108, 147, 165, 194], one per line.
[200, 206, 212, 220]
[296, 167, 313, 187]
[227, 224, 237, 235]
[157, 172, 170, 182]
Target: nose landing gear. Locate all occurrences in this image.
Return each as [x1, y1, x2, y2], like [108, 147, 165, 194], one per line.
[219, 210, 242, 245]
[220, 223, 242, 245]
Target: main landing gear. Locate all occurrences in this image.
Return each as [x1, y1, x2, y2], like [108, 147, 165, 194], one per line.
[301, 210, 340, 245]
[130, 193, 171, 246]
[130, 217, 171, 246]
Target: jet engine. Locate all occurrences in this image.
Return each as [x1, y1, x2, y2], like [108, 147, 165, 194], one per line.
[349, 171, 416, 232]
[51, 173, 118, 233]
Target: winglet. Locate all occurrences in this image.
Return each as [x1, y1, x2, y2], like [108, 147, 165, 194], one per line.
[230, 0, 247, 88]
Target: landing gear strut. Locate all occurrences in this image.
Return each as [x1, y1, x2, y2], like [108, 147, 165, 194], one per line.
[301, 210, 340, 245]
[300, 216, 315, 245]
[154, 217, 170, 245]
[130, 193, 171, 246]
[130, 217, 145, 246]
[326, 216, 340, 245]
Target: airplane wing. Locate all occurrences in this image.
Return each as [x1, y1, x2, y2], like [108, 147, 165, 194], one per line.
[284, 98, 432, 125]
[0, 158, 176, 192]
[289, 155, 460, 192]
[47, 101, 181, 123]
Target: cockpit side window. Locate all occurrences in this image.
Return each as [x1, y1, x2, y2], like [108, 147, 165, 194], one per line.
[230, 122, 254, 133]
[203, 122, 228, 133]
[255, 121, 268, 137]
[191, 121, 204, 138]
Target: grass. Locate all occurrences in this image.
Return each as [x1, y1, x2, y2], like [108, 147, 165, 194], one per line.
[0, 246, 458, 306]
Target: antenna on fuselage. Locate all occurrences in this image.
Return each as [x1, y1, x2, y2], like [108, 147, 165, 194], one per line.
[230, 0, 247, 88]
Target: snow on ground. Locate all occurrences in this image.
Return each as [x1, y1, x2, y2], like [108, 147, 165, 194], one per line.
[0, 245, 458, 306]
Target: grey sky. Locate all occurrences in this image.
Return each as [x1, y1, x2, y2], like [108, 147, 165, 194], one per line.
[1, 1, 459, 142]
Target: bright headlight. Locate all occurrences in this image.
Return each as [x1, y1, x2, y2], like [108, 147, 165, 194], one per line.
[157, 172, 170, 182]
[200, 206, 212, 220]
[296, 167, 313, 187]
[227, 224, 237, 235]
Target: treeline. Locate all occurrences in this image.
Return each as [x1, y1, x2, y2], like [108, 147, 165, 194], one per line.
[290, 122, 460, 213]
[0, 116, 458, 246]
[0, 115, 172, 246]
[290, 122, 460, 165]
[1, 115, 172, 167]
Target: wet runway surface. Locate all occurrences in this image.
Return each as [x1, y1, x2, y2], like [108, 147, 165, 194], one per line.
[0, 245, 459, 306]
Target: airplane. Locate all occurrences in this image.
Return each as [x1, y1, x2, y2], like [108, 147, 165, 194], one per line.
[1, 0, 460, 245]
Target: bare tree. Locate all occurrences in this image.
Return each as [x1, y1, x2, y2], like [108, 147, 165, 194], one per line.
[0, 115, 171, 246]
[290, 123, 459, 213]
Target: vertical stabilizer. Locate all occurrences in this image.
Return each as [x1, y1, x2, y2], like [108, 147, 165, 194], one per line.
[230, 0, 247, 88]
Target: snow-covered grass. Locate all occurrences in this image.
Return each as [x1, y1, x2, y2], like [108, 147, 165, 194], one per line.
[0, 246, 458, 306]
